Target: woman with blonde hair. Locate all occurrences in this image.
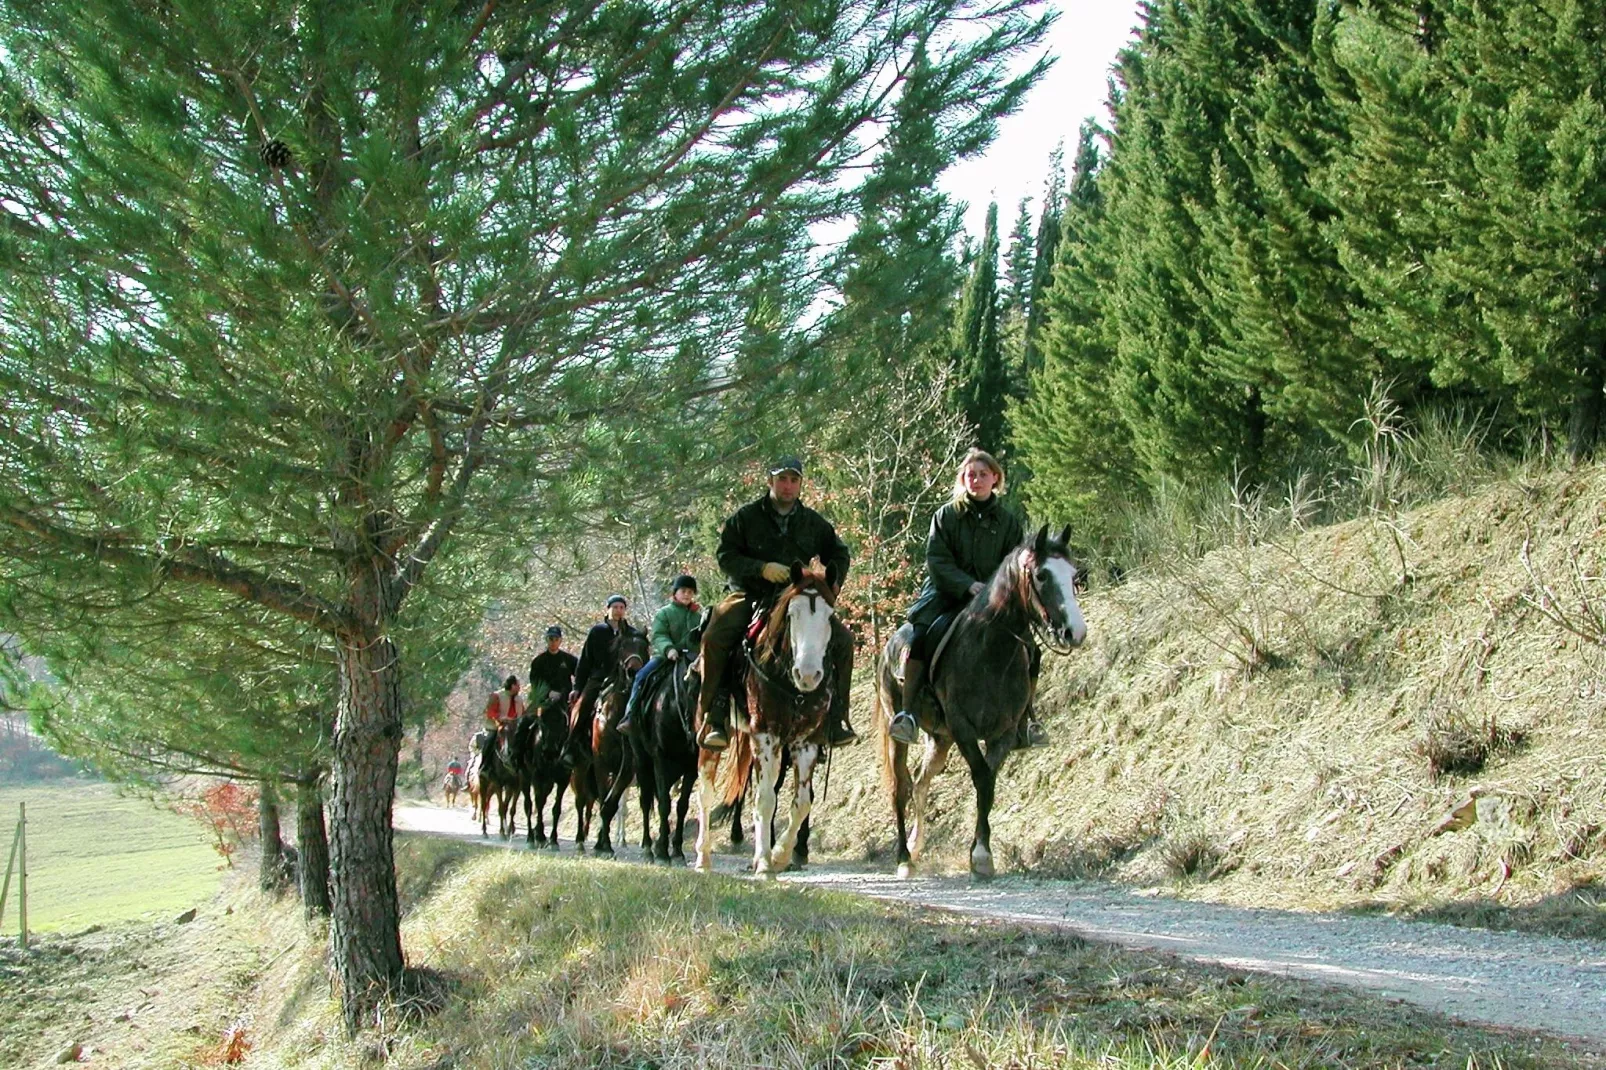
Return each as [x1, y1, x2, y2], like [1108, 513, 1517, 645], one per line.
[888, 448, 1048, 748]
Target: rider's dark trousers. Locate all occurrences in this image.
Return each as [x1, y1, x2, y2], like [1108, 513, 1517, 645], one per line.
[568, 676, 606, 754]
[696, 591, 854, 728]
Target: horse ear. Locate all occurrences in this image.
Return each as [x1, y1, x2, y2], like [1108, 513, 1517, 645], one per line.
[1033, 524, 1049, 558]
[1058, 523, 1072, 549]
[790, 560, 805, 587]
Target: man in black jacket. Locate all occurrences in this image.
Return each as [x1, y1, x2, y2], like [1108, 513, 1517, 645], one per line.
[565, 596, 640, 763]
[696, 456, 856, 750]
[529, 625, 578, 708]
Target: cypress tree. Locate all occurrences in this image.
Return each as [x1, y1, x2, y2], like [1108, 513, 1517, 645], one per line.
[1022, 143, 1067, 378]
[952, 202, 1009, 451]
[1331, 0, 1606, 460]
[1015, 121, 1144, 554]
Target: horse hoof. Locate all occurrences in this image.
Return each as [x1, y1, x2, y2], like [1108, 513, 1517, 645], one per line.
[785, 858, 806, 872]
[896, 862, 915, 879]
[970, 854, 995, 880]
[596, 846, 614, 858]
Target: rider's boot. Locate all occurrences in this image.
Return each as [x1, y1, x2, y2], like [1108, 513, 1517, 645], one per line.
[888, 658, 926, 745]
[698, 687, 731, 751]
[617, 689, 640, 735]
[1015, 702, 1050, 749]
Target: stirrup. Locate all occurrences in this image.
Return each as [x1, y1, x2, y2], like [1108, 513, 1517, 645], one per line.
[1017, 717, 1049, 749]
[699, 725, 729, 751]
[888, 710, 920, 745]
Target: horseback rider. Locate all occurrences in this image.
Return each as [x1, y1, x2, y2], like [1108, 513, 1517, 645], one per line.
[618, 573, 701, 735]
[479, 675, 527, 761]
[565, 594, 641, 763]
[696, 455, 857, 751]
[889, 448, 1049, 749]
[529, 624, 578, 709]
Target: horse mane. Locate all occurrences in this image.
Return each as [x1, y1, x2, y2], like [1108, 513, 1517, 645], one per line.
[966, 545, 1035, 625]
[756, 568, 832, 661]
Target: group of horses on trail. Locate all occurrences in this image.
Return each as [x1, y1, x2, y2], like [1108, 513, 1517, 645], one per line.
[447, 526, 1086, 880]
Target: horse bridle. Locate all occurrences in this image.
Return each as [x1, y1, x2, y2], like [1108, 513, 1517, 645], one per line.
[745, 587, 833, 710]
[1025, 555, 1079, 656]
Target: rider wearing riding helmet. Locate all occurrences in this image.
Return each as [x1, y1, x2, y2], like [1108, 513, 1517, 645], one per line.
[696, 455, 857, 751]
[617, 573, 701, 734]
[889, 448, 1049, 749]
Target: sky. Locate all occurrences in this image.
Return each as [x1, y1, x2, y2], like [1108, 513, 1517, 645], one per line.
[938, 1, 1144, 240]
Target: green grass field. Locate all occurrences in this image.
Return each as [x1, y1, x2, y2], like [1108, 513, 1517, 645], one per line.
[0, 780, 223, 933]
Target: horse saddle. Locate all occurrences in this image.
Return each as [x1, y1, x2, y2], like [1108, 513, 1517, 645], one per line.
[890, 615, 961, 683]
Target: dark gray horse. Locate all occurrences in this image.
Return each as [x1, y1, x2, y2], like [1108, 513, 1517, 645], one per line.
[875, 525, 1086, 878]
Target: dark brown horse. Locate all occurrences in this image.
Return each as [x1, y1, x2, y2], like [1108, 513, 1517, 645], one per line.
[695, 564, 836, 877]
[876, 525, 1086, 878]
[468, 734, 518, 839]
[625, 652, 702, 864]
[511, 696, 568, 849]
[569, 627, 648, 854]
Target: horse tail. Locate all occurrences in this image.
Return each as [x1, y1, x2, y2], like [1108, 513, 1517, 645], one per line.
[718, 732, 754, 811]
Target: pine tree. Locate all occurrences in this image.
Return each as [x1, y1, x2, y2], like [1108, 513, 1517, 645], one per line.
[952, 202, 1008, 451]
[0, 0, 1050, 1028]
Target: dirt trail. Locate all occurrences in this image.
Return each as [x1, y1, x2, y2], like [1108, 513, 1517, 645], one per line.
[393, 801, 1606, 1048]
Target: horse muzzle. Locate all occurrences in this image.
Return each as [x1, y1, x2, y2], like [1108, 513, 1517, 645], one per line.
[791, 666, 824, 691]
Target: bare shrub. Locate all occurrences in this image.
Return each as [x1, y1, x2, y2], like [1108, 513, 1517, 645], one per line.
[1414, 708, 1526, 780]
[1158, 826, 1227, 882]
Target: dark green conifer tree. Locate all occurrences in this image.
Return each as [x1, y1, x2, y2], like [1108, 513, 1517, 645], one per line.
[952, 202, 1008, 451]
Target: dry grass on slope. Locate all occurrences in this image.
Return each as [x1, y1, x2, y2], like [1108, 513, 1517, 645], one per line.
[243, 836, 1578, 1070]
[803, 466, 1606, 937]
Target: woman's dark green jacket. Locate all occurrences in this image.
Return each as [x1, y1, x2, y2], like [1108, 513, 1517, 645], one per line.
[906, 495, 1025, 629]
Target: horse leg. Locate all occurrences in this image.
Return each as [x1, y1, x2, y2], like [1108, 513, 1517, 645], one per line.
[954, 738, 997, 879]
[751, 733, 782, 878]
[523, 781, 535, 846]
[652, 753, 673, 864]
[547, 779, 566, 851]
[891, 737, 915, 876]
[693, 750, 722, 873]
[631, 754, 652, 860]
[729, 792, 745, 845]
[671, 768, 694, 862]
[909, 737, 951, 868]
[769, 744, 817, 872]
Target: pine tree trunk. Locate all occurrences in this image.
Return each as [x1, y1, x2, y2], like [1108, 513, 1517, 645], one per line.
[328, 566, 406, 1034]
[296, 777, 332, 920]
[258, 780, 286, 892]
[1567, 342, 1605, 465]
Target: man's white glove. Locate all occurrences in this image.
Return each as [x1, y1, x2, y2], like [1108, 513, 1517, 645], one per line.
[761, 562, 791, 584]
[666, 648, 679, 661]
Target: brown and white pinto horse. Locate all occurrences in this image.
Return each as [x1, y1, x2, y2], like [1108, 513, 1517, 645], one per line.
[876, 525, 1086, 878]
[695, 564, 837, 877]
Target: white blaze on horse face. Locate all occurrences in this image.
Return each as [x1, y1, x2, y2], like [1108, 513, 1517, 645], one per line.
[1041, 557, 1087, 647]
[788, 590, 834, 691]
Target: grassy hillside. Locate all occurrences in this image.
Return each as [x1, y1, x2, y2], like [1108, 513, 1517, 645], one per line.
[237, 836, 1583, 1068]
[0, 781, 221, 933]
[801, 465, 1606, 934]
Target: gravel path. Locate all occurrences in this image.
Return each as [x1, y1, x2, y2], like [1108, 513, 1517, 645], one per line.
[394, 802, 1606, 1047]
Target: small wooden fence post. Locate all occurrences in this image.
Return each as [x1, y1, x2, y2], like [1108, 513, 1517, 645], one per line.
[17, 802, 25, 950]
[0, 802, 24, 950]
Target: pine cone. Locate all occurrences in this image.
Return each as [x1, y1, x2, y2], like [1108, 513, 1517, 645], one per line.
[259, 138, 292, 169]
